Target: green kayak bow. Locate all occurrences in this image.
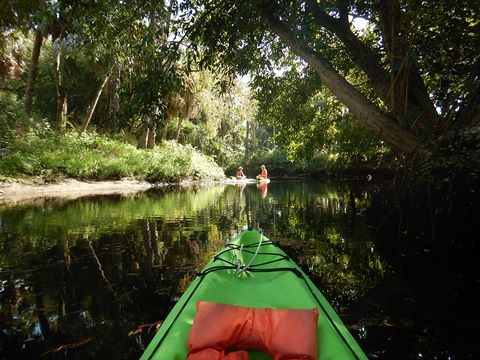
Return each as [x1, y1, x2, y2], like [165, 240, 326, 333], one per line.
[140, 229, 367, 360]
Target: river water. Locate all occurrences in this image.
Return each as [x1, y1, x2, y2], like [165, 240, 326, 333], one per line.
[0, 180, 477, 359]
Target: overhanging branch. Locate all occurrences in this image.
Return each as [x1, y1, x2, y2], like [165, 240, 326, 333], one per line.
[259, 8, 421, 155]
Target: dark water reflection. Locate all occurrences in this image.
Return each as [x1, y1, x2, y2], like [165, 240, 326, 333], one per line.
[0, 180, 470, 359]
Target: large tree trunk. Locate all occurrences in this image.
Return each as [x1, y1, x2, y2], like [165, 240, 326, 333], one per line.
[24, 0, 45, 116]
[57, 91, 68, 129]
[78, 75, 109, 135]
[137, 127, 149, 149]
[147, 123, 156, 148]
[53, 39, 68, 130]
[24, 30, 43, 116]
[137, 115, 150, 149]
[376, 0, 438, 134]
[261, 12, 422, 155]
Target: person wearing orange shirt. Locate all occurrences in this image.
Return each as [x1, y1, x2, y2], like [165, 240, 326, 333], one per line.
[256, 165, 268, 180]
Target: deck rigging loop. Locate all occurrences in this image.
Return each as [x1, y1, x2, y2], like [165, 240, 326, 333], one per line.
[235, 244, 244, 271]
[236, 230, 263, 275]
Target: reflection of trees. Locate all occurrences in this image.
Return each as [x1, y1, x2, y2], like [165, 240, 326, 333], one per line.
[35, 289, 51, 340]
[0, 185, 228, 248]
[2, 230, 167, 358]
[0, 185, 247, 358]
[260, 181, 388, 311]
[0, 181, 387, 358]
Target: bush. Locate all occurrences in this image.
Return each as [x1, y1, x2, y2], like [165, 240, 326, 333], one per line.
[0, 131, 225, 182]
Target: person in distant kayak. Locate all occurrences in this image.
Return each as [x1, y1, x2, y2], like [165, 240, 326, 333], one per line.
[236, 166, 246, 180]
[256, 165, 268, 180]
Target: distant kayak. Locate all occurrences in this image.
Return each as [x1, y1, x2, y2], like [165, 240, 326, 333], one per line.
[222, 178, 257, 184]
[221, 178, 271, 185]
[140, 229, 367, 360]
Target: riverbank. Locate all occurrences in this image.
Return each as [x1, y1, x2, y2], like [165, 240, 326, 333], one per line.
[0, 177, 228, 205]
[0, 178, 158, 204]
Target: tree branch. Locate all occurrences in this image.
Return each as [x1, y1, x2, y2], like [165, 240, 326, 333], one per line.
[306, 0, 391, 105]
[307, 0, 438, 135]
[259, 8, 421, 155]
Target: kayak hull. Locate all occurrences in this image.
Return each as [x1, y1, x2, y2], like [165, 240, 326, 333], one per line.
[223, 178, 257, 184]
[140, 229, 367, 360]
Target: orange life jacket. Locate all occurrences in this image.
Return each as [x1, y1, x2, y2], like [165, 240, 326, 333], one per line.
[187, 301, 319, 360]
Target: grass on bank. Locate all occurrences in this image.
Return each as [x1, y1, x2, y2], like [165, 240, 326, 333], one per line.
[0, 131, 225, 182]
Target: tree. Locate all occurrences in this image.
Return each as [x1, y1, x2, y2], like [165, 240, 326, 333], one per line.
[23, 0, 47, 117]
[77, 74, 110, 135]
[91, 0, 189, 146]
[46, 0, 187, 138]
[181, 0, 479, 156]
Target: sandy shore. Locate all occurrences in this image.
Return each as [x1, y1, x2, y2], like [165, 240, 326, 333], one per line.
[0, 179, 156, 205]
[0, 178, 224, 205]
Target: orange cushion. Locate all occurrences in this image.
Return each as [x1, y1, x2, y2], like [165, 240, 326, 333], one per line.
[187, 301, 319, 360]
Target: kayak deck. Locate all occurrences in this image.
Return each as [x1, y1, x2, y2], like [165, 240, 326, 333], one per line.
[140, 229, 367, 360]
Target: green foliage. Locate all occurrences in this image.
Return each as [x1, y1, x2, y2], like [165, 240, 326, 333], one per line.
[0, 131, 224, 182]
[2, 0, 478, 181]
[84, 0, 187, 124]
[0, 90, 32, 147]
[242, 148, 297, 176]
[401, 0, 480, 118]
[252, 66, 388, 169]
[305, 152, 335, 172]
[334, 115, 390, 168]
[415, 135, 480, 184]
[238, 147, 355, 177]
[2, 0, 193, 133]
[26, 40, 98, 128]
[177, 73, 256, 171]
[183, 0, 479, 156]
